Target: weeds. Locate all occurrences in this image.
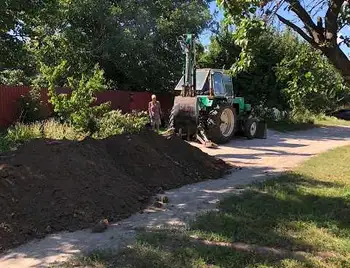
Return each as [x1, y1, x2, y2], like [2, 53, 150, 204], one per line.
[94, 110, 149, 139]
[0, 110, 149, 153]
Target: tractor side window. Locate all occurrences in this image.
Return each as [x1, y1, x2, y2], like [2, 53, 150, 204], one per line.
[213, 72, 225, 96]
[223, 75, 234, 97]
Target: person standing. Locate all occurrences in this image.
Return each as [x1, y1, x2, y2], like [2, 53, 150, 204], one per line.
[148, 94, 162, 132]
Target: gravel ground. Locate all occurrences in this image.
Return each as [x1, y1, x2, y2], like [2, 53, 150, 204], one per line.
[1, 126, 350, 268]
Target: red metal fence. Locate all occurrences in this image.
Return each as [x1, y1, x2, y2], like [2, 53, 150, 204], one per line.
[0, 85, 174, 128]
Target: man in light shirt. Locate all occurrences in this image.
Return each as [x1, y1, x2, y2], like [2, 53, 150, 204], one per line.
[148, 94, 162, 132]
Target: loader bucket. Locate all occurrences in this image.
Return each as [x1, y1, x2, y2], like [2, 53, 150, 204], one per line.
[172, 96, 198, 136]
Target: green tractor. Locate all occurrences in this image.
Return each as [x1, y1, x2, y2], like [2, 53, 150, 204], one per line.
[168, 34, 265, 147]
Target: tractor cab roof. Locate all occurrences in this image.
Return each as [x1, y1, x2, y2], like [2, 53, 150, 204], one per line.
[196, 68, 227, 73]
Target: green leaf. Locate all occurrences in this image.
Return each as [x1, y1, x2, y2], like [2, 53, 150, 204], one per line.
[305, 72, 312, 79]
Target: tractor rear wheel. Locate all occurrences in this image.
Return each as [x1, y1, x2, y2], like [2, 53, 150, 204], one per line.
[207, 105, 236, 144]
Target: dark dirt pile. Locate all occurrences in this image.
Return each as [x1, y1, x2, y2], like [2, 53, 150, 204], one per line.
[0, 130, 231, 252]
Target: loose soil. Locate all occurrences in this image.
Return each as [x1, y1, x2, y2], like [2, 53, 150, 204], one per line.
[0, 130, 230, 252]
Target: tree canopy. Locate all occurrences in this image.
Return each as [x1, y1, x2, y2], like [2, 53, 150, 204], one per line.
[218, 0, 350, 84]
[1, 0, 213, 91]
[199, 25, 349, 118]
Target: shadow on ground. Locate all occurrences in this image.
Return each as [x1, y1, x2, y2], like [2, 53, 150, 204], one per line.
[108, 173, 350, 268]
[191, 125, 350, 166]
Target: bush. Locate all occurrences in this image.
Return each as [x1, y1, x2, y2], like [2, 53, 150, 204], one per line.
[0, 134, 11, 152]
[6, 122, 43, 144]
[276, 43, 350, 115]
[41, 60, 111, 134]
[17, 93, 45, 124]
[41, 119, 86, 140]
[95, 110, 149, 139]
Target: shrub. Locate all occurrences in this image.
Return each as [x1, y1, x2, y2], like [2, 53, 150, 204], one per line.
[41, 119, 86, 140]
[16, 92, 45, 124]
[276, 45, 350, 115]
[1, 110, 148, 152]
[41, 60, 111, 134]
[1, 105, 148, 152]
[95, 110, 149, 139]
[0, 134, 11, 152]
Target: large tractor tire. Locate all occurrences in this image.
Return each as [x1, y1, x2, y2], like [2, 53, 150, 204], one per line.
[207, 104, 237, 144]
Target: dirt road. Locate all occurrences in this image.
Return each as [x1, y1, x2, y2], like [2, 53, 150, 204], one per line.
[1, 126, 350, 268]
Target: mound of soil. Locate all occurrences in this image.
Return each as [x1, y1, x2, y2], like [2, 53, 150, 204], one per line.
[0, 130, 231, 252]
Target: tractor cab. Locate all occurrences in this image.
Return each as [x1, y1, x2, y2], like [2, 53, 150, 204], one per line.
[174, 69, 234, 99]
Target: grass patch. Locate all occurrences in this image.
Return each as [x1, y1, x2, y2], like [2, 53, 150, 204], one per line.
[268, 115, 350, 132]
[58, 145, 350, 267]
[315, 116, 350, 127]
[188, 145, 350, 267]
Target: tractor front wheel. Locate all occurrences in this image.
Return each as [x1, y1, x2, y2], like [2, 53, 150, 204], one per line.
[207, 105, 236, 144]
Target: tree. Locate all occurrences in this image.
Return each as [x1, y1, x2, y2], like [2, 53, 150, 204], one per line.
[200, 26, 349, 117]
[41, 60, 110, 133]
[22, 0, 213, 91]
[1, 0, 213, 90]
[217, 0, 350, 84]
[198, 28, 241, 68]
[1, 0, 58, 83]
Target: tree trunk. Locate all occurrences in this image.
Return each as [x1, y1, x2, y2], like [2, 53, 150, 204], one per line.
[322, 46, 350, 85]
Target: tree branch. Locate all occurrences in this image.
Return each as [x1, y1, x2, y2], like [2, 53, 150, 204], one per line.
[285, 0, 324, 43]
[325, 0, 344, 43]
[286, 1, 317, 29]
[276, 14, 316, 46]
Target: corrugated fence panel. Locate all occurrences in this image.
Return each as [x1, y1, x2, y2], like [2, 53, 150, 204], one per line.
[129, 92, 174, 113]
[0, 85, 31, 128]
[129, 91, 152, 112]
[157, 93, 175, 116]
[0, 86, 174, 128]
[95, 91, 131, 112]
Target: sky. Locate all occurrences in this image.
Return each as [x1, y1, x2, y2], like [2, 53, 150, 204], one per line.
[200, 1, 350, 57]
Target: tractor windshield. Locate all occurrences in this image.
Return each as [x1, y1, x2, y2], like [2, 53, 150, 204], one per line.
[213, 72, 226, 96]
[174, 70, 209, 91]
